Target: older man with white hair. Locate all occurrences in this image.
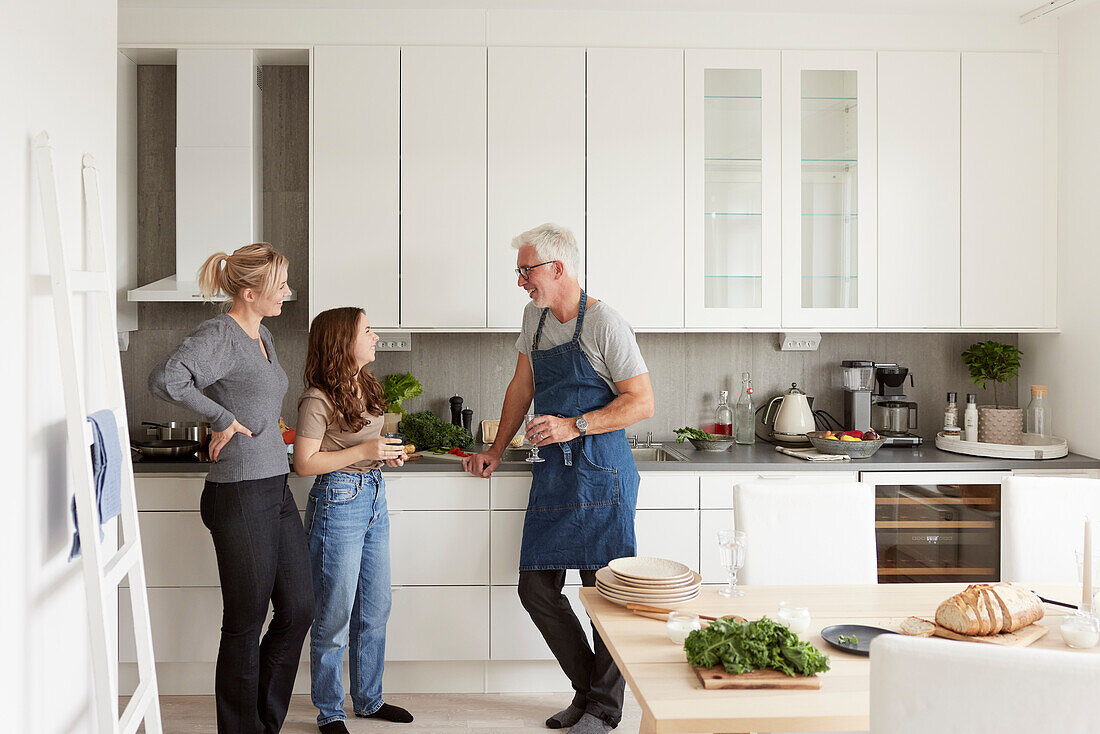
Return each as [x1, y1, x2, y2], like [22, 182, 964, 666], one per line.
[464, 223, 654, 733]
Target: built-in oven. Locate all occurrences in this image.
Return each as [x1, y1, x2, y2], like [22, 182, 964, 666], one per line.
[861, 471, 1008, 584]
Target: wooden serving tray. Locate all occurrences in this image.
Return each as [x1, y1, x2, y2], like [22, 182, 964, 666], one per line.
[935, 432, 1068, 460]
[693, 666, 820, 690]
[932, 622, 1049, 647]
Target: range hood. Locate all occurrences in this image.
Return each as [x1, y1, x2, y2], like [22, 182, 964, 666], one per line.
[128, 49, 288, 302]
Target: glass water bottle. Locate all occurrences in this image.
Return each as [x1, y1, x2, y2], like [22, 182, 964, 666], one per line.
[735, 372, 755, 445]
[1025, 385, 1051, 440]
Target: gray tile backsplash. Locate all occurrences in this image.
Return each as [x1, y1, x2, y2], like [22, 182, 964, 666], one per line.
[122, 63, 1017, 442]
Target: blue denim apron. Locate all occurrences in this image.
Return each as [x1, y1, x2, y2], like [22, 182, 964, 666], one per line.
[518, 292, 640, 571]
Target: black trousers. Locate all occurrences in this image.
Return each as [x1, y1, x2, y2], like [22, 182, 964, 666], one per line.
[518, 569, 625, 727]
[200, 474, 315, 734]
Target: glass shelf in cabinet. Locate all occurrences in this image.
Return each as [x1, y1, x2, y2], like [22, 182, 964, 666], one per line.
[705, 157, 762, 161]
[800, 275, 859, 279]
[800, 213, 858, 217]
[704, 275, 763, 278]
[801, 158, 857, 163]
[705, 95, 763, 99]
[705, 212, 762, 216]
[801, 96, 857, 101]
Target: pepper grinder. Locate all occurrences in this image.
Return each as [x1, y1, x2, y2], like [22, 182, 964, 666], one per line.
[449, 395, 464, 426]
[461, 408, 474, 435]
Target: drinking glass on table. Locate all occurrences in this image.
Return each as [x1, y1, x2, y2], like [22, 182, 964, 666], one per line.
[717, 530, 747, 598]
[1074, 550, 1100, 613]
[524, 414, 545, 464]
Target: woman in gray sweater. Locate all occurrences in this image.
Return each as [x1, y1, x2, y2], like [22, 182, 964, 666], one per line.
[149, 243, 313, 734]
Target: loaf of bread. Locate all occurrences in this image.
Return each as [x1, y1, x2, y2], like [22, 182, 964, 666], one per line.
[934, 583, 1043, 636]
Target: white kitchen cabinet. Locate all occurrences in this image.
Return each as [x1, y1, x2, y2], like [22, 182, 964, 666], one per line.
[491, 510, 526, 585]
[385, 473, 488, 511]
[400, 46, 487, 328]
[781, 51, 877, 329]
[387, 587, 488, 660]
[586, 48, 684, 329]
[699, 471, 859, 508]
[487, 47, 586, 326]
[961, 53, 1054, 330]
[311, 45, 400, 326]
[490, 585, 589, 660]
[637, 472, 698, 509]
[684, 50, 782, 329]
[877, 52, 961, 329]
[635, 510, 699, 571]
[389, 510, 489, 585]
[120, 587, 228, 663]
[134, 512, 219, 587]
[490, 474, 533, 510]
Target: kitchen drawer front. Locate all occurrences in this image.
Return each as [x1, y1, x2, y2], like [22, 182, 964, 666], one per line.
[700, 471, 859, 508]
[490, 475, 532, 510]
[136, 474, 311, 511]
[489, 510, 582, 586]
[699, 509, 735, 583]
[637, 473, 698, 509]
[490, 585, 589, 660]
[390, 510, 489, 585]
[135, 512, 218, 587]
[635, 510, 699, 572]
[387, 586, 488, 660]
[385, 474, 488, 511]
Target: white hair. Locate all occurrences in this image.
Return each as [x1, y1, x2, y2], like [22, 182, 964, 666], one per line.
[510, 223, 581, 280]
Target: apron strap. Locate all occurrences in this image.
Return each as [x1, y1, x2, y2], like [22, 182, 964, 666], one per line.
[572, 291, 588, 346]
[532, 307, 551, 352]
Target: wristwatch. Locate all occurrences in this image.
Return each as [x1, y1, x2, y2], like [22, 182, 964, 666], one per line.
[575, 416, 589, 436]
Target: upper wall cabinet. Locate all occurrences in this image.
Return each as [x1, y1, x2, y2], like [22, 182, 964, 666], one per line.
[487, 48, 586, 328]
[401, 47, 488, 328]
[311, 45, 400, 326]
[684, 50, 782, 329]
[587, 49, 685, 329]
[961, 53, 1055, 330]
[877, 51, 961, 329]
[781, 51, 877, 329]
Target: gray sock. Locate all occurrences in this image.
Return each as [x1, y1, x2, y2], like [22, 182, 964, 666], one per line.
[545, 704, 585, 729]
[569, 713, 615, 734]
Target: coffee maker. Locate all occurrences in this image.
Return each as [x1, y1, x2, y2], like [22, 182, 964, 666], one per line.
[840, 361, 923, 447]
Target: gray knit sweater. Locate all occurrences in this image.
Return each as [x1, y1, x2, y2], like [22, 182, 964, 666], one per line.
[148, 314, 290, 483]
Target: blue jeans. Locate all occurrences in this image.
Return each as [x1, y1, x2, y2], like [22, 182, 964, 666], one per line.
[304, 469, 391, 726]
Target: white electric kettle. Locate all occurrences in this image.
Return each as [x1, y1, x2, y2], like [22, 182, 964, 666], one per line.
[763, 383, 817, 444]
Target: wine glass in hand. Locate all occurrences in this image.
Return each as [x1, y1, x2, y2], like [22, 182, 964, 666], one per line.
[524, 414, 545, 464]
[717, 530, 747, 598]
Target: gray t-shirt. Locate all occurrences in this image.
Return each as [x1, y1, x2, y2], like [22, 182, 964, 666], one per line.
[515, 299, 648, 394]
[148, 314, 290, 484]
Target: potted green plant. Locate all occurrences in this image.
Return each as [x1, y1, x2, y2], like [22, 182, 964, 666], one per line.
[961, 340, 1024, 445]
[381, 372, 423, 435]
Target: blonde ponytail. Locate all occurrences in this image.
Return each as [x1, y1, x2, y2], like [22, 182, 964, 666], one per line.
[196, 243, 289, 310]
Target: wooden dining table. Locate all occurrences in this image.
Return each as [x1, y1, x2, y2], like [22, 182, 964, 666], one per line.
[579, 582, 1094, 733]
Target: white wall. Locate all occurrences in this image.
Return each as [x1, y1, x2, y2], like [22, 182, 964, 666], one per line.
[1019, 2, 1100, 460]
[0, 1, 119, 731]
[118, 7, 1057, 52]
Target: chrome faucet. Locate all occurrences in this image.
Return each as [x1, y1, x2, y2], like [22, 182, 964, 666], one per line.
[628, 434, 638, 448]
[645, 431, 654, 448]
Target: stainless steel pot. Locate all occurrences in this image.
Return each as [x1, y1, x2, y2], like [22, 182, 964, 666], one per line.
[143, 420, 210, 445]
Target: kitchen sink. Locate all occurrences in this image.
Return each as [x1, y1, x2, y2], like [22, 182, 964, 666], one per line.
[496, 445, 689, 463]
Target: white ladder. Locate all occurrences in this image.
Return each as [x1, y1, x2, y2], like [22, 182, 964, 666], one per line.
[33, 132, 163, 734]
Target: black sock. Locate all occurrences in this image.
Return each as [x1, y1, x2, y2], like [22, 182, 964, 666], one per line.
[319, 721, 349, 734]
[359, 703, 414, 723]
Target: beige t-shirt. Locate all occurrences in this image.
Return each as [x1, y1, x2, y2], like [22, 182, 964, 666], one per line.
[296, 387, 384, 472]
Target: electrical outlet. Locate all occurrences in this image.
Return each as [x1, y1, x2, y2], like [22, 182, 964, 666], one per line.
[375, 332, 412, 352]
[780, 332, 822, 351]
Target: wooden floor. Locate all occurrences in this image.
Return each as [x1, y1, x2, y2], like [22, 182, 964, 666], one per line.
[145, 693, 643, 733]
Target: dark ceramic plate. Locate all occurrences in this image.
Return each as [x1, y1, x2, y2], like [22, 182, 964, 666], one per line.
[819, 624, 896, 656]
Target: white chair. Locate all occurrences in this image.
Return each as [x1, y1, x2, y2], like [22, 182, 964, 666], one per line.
[1001, 475, 1100, 583]
[870, 633, 1100, 734]
[733, 479, 877, 585]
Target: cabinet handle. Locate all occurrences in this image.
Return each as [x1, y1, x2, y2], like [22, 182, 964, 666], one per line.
[388, 510, 403, 517]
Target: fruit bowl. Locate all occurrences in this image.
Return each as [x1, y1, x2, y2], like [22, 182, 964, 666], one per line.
[806, 430, 887, 459]
[686, 437, 735, 452]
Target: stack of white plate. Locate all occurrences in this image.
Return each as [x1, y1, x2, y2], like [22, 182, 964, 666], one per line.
[595, 557, 701, 608]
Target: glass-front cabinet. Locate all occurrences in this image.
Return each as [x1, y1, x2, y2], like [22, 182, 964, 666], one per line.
[781, 51, 877, 328]
[684, 51, 781, 328]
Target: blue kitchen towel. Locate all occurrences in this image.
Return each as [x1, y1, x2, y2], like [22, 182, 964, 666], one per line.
[69, 409, 124, 561]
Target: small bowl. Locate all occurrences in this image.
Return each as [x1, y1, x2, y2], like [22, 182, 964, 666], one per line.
[806, 430, 887, 459]
[686, 437, 735, 452]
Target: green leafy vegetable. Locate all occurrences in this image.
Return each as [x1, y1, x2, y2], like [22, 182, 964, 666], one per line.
[684, 616, 831, 678]
[838, 634, 859, 645]
[399, 410, 474, 452]
[674, 426, 721, 443]
[382, 372, 423, 415]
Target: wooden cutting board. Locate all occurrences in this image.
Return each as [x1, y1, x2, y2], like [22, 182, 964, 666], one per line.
[692, 666, 821, 690]
[932, 622, 1049, 647]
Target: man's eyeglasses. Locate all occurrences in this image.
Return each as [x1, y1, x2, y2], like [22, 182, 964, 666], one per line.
[515, 261, 555, 280]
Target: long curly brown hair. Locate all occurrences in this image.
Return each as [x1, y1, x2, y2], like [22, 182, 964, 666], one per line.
[303, 307, 387, 432]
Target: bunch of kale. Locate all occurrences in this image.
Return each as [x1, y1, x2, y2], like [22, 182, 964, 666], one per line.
[399, 410, 474, 452]
[684, 616, 831, 677]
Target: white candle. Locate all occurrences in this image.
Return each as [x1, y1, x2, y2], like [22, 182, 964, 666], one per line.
[1084, 519, 1093, 613]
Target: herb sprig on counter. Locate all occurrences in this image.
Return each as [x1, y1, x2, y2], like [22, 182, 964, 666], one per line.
[684, 616, 831, 677]
[674, 426, 721, 443]
[399, 410, 474, 452]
